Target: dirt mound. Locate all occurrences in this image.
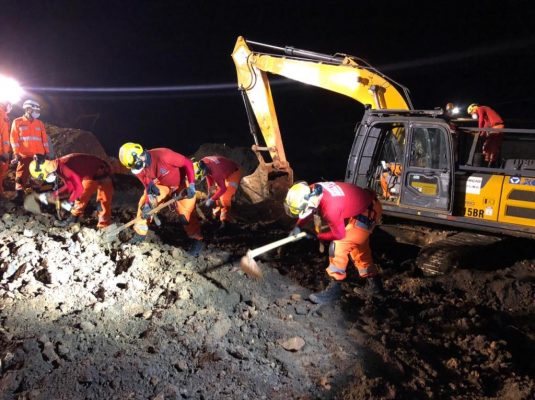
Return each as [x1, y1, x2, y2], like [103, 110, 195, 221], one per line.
[46, 124, 128, 175]
[0, 203, 364, 399]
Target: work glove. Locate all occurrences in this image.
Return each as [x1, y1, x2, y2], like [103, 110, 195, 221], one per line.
[187, 183, 196, 199]
[204, 198, 215, 208]
[147, 181, 160, 197]
[289, 226, 314, 240]
[38, 192, 49, 205]
[140, 203, 152, 219]
[289, 226, 301, 236]
[10, 156, 19, 166]
[61, 201, 73, 212]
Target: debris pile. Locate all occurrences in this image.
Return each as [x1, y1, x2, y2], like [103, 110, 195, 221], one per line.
[0, 206, 363, 399]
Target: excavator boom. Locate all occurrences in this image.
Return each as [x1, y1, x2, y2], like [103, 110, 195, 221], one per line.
[231, 36, 411, 207]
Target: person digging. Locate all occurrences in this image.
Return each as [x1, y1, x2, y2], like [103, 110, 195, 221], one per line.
[284, 181, 384, 304]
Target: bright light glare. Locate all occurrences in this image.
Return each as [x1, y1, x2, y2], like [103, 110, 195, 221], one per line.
[0, 75, 23, 104]
[452, 107, 460, 115]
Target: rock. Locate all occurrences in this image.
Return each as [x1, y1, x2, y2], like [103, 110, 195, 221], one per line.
[23, 229, 36, 238]
[209, 317, 232, 341]
[174, 360, 188, 372]
[290, 293, 302, 301]
[278, 337, 306, 352]
[57, 344, 70, 356]
[228, 346, 249, 360]
[79, 321, 95, 332]
[42, 341, 61, 364]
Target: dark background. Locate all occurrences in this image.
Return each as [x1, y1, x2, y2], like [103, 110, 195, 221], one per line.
[1, 0, 534, 180]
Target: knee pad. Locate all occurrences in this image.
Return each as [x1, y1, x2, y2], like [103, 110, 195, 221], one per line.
[178, 214, 189, 225]
[329, 242, 336, 258]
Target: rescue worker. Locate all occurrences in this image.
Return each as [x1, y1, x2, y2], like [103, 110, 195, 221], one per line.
[284, 181, 383, 304]
[10, 100, 50, 204]
[0, 101, 12, 198]
[467, 103, 505, 166]
[29, 153, 114, 228]
[118, 143, 203, 256]
[194, 155, 242, 229]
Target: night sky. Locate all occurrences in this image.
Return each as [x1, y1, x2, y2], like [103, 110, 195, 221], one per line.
[1, 1, 534, 180]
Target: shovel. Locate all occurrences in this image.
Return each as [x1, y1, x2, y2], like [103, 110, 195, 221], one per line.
[240, 231, 308, 279]
[102, 192, 187, 242]
[23, 193, 42, 215]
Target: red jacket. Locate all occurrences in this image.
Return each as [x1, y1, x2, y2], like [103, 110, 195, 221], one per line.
[203, 156, 239, 201]
[297, 182, 373, 241]
[56, 154, 111, 202]
[134, 148, 194, 199]
[476, 106, 504, 130]
[0, 108, 10, 155]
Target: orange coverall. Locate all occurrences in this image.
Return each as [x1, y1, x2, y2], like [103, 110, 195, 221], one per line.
[0, 107, 10, 196]
[10, 116, 50, 191]
[53, 154, 114, 228]
[133, 148, 201, 240]
[297, 182, 382, 280]
[475, 106, 504, 163]
[202, 156, 241, 222]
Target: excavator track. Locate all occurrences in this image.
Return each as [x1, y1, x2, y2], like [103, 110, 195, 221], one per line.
[416, 231, 503, 276]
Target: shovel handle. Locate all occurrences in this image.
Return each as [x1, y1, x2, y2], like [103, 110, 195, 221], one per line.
[249, 231, 307, 258]
[104, 194, 187, 238]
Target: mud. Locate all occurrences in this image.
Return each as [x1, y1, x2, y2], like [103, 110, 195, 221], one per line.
[1, 182, 534, 399]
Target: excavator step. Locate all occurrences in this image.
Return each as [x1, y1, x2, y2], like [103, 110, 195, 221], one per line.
[417, 232, 503, 276]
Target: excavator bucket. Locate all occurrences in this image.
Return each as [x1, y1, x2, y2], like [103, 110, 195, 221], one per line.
[234, 155, 293, 222]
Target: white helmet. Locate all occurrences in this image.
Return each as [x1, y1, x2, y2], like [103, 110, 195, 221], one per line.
[22, 99, 40, 111]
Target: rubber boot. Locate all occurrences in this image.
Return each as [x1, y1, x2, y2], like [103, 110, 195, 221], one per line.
[13, 190, 24, 206]
[188, 239, 205, 257]
[54, 215, 79, 228]
[354, 276, 384, 298]
[309, 281, 342, 305]
[128, 233, 146, 245]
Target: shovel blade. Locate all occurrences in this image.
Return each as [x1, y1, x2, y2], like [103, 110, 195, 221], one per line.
[239, 250, 263, 279]
[23, 193, 42, 215]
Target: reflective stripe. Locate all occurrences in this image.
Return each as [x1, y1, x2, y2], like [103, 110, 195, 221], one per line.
[134, 222, 149, 233]
[327, 264, 346, 274]
[11, 143, 19, 148]
[229, 181, 239, 188]
[19, 136, 43, 142]
[2, 141, 9, 145]
[34, 127, 41, 131]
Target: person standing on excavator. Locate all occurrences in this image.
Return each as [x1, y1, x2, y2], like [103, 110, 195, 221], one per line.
[194, 156, 242, 230]
[10, 100, 51, 204]
[0, 101, 12, 199]
[284, 181, 384, 304]
[118, 143, 203, 256]
[467, 103, 505, 167]
[28, 153, 114, 228]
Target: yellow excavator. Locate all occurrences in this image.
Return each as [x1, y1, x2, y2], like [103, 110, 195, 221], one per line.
[232, 36, 535, 274]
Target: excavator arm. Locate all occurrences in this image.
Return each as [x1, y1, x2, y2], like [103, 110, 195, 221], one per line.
[231, 36, 412, 205]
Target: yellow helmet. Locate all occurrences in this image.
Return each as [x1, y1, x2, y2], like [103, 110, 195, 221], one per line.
[284, 182, 312, 218]
[467, 103, 478, 115]
[193, 159, 208, 181]
[29, 159, 58, 183]
[118, 142, 144, 169]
